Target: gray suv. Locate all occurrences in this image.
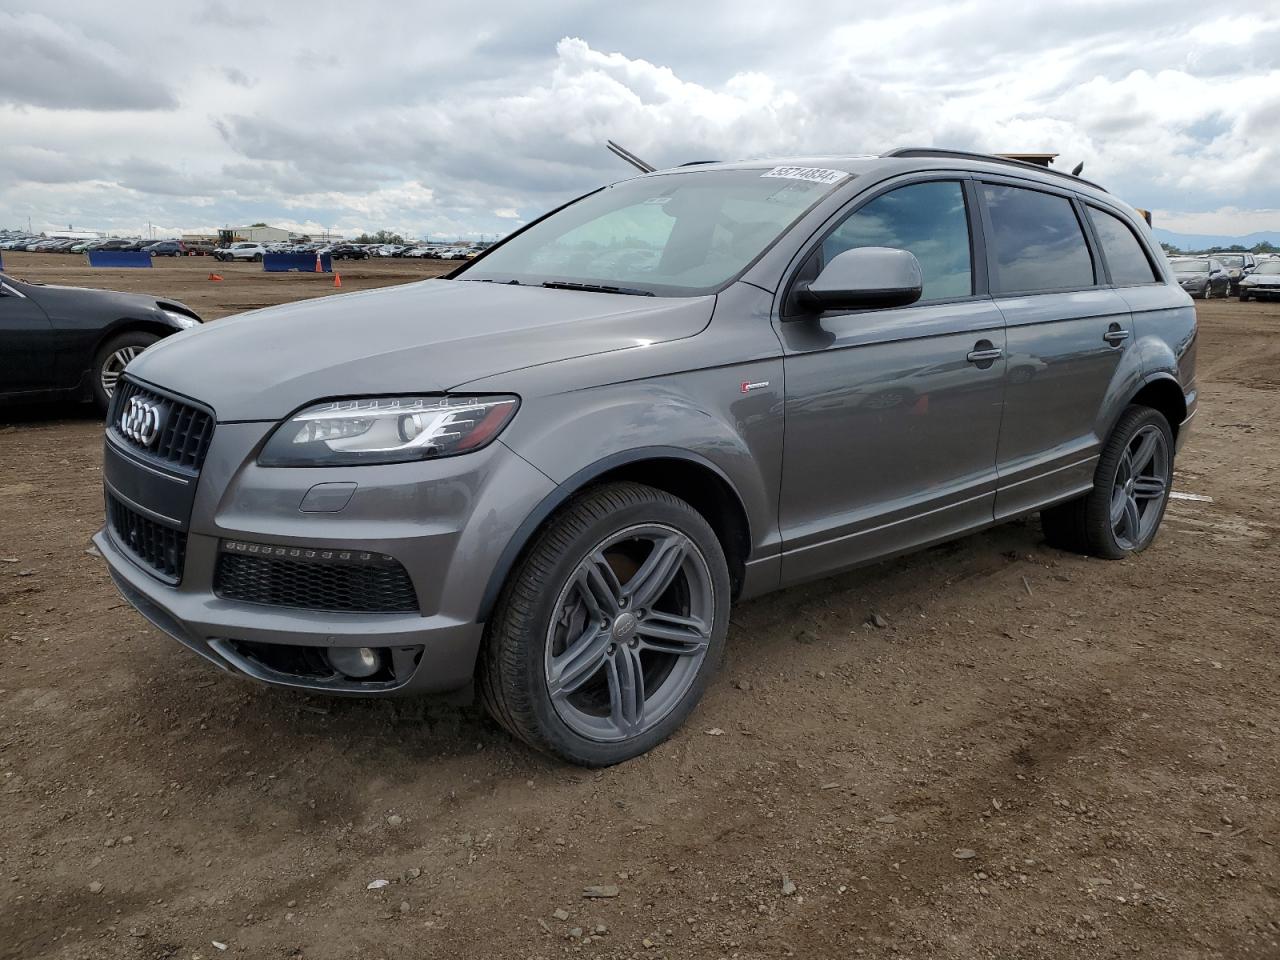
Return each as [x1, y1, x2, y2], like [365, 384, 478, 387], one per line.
[95, 149, 1197, 766]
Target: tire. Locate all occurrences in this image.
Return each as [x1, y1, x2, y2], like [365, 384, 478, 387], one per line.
[1240, 291, 1250, 302]
[91, 330, 160, 413]
[253, 253, 263, 262]
[1040, 405, 1175, 559]
[479, 481, 731, 766]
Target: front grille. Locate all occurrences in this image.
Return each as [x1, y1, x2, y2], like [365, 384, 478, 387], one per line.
[213, 543, 419, 613]
[107, 495, 187, 582]
[109, 379, 214, 471]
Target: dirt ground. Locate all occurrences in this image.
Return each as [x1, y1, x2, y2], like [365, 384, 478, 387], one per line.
[2, 252, 1278, 960]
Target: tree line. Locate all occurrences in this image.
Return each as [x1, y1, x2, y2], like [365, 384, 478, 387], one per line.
[1160, 240, 1278, 256]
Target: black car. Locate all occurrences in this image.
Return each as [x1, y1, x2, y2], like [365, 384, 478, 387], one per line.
[326, 243, 371, 260]
[1169, 257, 1231, 299]
[0, 273, 202, 412]
[143, 240, 188, 257]
[94, 239, 137, 252]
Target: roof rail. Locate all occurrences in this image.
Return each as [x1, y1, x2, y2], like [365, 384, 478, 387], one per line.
[882, 147, 1108, 193]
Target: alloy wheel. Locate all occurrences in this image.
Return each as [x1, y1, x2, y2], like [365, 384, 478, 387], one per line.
[1110, 424, 1171, 550]
[100, 346, 142, 398]
[544, 523, 714, 742]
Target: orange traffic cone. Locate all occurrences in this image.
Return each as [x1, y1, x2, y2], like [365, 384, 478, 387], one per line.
[208, 273, 223, 281]
[314, 251, 323, 273]
[333, 273, 342, 288]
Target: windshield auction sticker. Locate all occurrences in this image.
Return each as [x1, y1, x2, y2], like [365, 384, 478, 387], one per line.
[761, 166, 850, 184]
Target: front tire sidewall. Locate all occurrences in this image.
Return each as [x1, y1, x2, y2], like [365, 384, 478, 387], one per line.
[492, 486, 730, 766]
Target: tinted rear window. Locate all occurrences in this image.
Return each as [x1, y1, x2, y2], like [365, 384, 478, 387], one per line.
[982, 184, 1095, 294]
[1087, 206, 1158, 285]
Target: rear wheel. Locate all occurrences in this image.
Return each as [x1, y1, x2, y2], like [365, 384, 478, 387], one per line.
[479, 482, 730, 766]
[91, 330, 160, 413]
[1041, 405, 1174, 559]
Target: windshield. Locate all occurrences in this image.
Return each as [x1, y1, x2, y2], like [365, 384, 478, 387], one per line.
[1171, 259, 1209, 273]
[458, 167, 851, 297]
[1254, 261, 1280, 276]
[1217, 255, 1245, 267]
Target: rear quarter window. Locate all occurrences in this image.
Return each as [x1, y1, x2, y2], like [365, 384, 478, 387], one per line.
[1087, 206, 1159, 285]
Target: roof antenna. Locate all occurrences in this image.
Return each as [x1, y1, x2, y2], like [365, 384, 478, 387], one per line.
[1071, 161, 1085, 177]
[607, 140, 656, 174]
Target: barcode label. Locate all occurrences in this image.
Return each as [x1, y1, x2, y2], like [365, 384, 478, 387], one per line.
[761, 166, 849, 185]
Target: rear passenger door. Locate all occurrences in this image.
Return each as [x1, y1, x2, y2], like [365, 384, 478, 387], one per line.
[979, 180, 1138, 519]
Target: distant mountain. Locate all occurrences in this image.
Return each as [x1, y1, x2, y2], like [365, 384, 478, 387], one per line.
[1152, 228, 1280, 252]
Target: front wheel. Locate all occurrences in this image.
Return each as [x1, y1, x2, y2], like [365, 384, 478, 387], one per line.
[479, 482, 730, 766]
[1041, 405, 1174, 559]
[91, 330, 160, 413]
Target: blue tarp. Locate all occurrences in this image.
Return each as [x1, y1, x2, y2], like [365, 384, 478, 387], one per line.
[263, 252, 332, 273]
[87, 250, 153, 268]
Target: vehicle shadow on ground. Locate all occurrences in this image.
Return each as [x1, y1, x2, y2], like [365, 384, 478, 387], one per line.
[0, 398, 102, 426]
[119, 518, 1051, 785]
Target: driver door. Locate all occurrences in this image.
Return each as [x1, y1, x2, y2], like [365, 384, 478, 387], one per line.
[777, 178, 1007, 584]
[0, 280, 55, 398]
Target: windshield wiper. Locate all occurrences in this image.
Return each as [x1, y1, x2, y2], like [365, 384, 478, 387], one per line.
[540, 281, 655, 297]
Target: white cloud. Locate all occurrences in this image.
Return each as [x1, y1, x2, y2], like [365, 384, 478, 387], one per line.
[0, 1, 1276, 240]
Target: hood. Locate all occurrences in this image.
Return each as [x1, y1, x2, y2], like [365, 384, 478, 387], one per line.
[1173, 270, 1207, 279]
[23, 282, 195, 320]
[128, 278, 715, 421]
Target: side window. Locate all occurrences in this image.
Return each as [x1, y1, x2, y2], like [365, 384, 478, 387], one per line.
[1087, 206, 1158, 285]
[982, 184, 1095, 293]
[820, 180, 973, 302]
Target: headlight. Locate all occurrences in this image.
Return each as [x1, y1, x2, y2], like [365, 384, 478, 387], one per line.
[162, 309, 200, 329]
[259, 395, 520, 466]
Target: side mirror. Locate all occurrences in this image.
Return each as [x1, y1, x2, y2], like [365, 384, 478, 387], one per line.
[796, 246, 923, 312]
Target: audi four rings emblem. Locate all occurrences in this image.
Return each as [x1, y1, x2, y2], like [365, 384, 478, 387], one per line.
[120, 397, 164, 446]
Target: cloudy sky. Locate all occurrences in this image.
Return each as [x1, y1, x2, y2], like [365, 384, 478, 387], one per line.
[2, 1, 1278, 240]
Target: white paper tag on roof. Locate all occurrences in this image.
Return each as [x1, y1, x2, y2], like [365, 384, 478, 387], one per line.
[761, 166, 849, 185]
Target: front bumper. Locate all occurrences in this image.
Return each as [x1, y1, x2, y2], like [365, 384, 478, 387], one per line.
[96, 419, 555, 696]
[1241, 284, 1280, 298]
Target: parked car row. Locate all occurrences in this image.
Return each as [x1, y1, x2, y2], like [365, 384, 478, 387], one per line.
[1169, 254, 1280, 301]
[0, 233, 213, 256]
[206, 240, 481, 262]
[2, 231, 486, 262]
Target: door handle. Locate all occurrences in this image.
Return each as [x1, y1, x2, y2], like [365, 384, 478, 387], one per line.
[966, 346, 1003, 364]
[1103, 324, 1130, 345]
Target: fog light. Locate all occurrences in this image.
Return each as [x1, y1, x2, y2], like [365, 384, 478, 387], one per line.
[328, 646, 381, 678]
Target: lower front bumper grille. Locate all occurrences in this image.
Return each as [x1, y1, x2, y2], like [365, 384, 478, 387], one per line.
[106, 494, 187, 583]
[213, 542, 419, 613]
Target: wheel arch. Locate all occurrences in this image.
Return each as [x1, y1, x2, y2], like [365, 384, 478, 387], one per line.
[475, 447, 752, 623]
[1128, 373, 1187, 440]
[94, 319, 177, 358]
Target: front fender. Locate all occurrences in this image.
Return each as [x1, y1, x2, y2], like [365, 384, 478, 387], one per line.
[462, 281, 786, 619]
[501, 375, 783, 555]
